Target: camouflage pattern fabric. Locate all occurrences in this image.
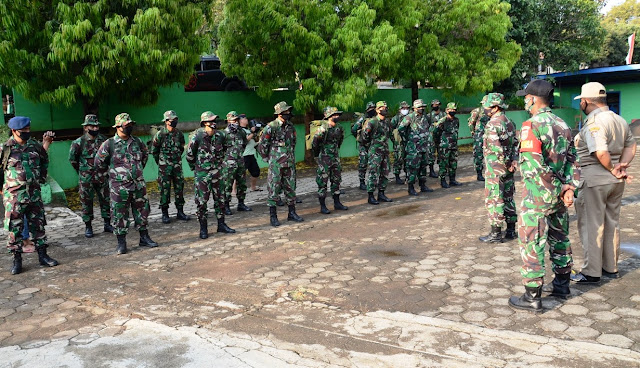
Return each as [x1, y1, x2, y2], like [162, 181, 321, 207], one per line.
[186, 128, 228, 220]
[351, 115, 369, 181]
[257, 119, 297, 207]
[517, 107, 580, 288]
[312, 121, 344, 197]
[223, 126, 248, 202]
[69, 133, 109, 222]
[432, 115, 460, 178]
[398, 112, 431, 185]
[1, 137, 49, 251]
[468, 108, 489, 174]
[483, 111, 518, 228]
[428, 110, 445, 166]
[389, 112, 406, 176]
[150, 127, 186, 208]
[94, 135, 150, 236]
[362, 116, 392, 192]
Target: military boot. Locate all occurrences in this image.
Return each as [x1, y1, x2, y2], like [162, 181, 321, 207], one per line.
[37, 246, 59, 267]
[368, 192, 379, 205]
[419, 178, 433, 193]
[440, 178, 449, 188]
[542, 273, 570, 299]
[319, 197, 331, 214]
[378, 191, 393, 202]
[504, 222, 517, 240]
[224, 201, 233, 216]
[395, 173, 403, 185]
[359, 179, 367, 191]
[199, 218, 208, 239]
[84, 222, 94, 238]
[237, 201, 252, 212]
[139, 230, 158, 248]
[10, 251, 22, 275]
[449, 174, 461, 186]
[477, 170, 485, 181]
[429, 165, 438, 178]
[116, 234, 127, 254]
[408, 184, 418, 196]
[176, 206, 191, 221]
[269, 206, 280, 227]
[287, 205, 304, 222]
[103, 218, 114, 233]
[217, 217, 236, 233]
[161, 206, 170, 224]
[508, 286, 543, 312]
[479, 225, 503, 243]
[333, 194, 348, 210]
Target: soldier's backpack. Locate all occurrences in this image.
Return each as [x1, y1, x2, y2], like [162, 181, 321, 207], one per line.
[304, 120, 325, 151]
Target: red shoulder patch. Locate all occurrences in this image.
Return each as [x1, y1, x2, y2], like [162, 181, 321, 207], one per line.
[519, 121, 542, 153]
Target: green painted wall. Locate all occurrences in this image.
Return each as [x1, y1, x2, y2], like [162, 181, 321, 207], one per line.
[554, 82, 640, 125]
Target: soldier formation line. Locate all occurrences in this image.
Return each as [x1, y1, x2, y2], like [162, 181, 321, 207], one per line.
[1, 79, 636, 313]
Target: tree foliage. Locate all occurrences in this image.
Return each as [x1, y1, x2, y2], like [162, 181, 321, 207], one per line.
[592, 0, 640, 66]
[0, 0, 210, 112]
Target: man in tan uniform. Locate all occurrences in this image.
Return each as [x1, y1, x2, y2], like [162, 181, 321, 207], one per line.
[572, 82, 637, 284]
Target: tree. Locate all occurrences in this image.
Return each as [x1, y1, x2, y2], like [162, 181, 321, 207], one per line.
[592, 0, 640, 67]
[0, 1, 210, 114]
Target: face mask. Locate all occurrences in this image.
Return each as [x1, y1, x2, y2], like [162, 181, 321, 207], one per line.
[379, 109, 388, 117]
[88, 129, 99, 137]
[122, 125, 133, 136]
[580, 100, 588, 115]
[228, 123, 238, 133]
[524, 97, 534, 113]
[400, 109, 410, 116]
[432, 106, 440, 111]
[366, 109, 376, 118]
[416, 108, 425, 115]
[169, 120, 178, 128]
[18, 131, 31, 141]
[281, 113, 292, 121]
[448, 111, 457, 117]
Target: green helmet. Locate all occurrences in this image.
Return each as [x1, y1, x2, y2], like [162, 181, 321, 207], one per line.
[482, 93, 508, 109]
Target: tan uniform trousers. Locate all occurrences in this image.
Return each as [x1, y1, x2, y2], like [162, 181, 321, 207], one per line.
[576, 181, 625, 277]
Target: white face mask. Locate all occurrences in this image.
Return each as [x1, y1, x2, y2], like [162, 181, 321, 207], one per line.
[400, 109, 409, 116]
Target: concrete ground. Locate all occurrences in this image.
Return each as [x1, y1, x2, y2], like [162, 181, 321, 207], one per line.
[1, 153, 640, 367]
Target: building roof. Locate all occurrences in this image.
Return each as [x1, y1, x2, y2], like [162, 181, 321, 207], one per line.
[541, 64, 640, 85]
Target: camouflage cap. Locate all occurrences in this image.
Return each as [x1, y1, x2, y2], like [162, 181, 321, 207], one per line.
[163, 110, 177, 121]
[113, 113, 133, 127]
[226, 111, 239, 121]
[431, 99, 441, 106]
[399, 101, 410, 108]
[365, 101, 375, 110]
[82, 114, 100, 126]
[412, 99, 427, 108]
[323, 106, 343, 119]
[446, 102, 457, 110]
[480, 95, 488, 105]
[376, 101, 388, 109]
[483, 92, 508, 109]
[274, 101, 293, 115]
[200, 111, 218, 122]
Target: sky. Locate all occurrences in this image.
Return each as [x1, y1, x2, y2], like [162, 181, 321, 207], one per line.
[601, 0, 627, 14]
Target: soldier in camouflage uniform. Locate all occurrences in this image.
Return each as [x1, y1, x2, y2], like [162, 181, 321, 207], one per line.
[313, 107, 348, 214]
[1, 116, 58, 274]
[508, 80, 579, 312]
[68, 114, 113, 238]
[94, 113, 158, 255]
[150, 110, 190, 224]
[390, 101, 410, 184]
[468, 96, 490, 181]
[258, 101, 304, 226]
[432, 102, 461, 188]
[351, 101, 376, 190]
[398, 99, 433, 196]
[478, 93, 518, 243]
[186, 112, 235, 239]
[428, 99, 446, 178]
[222, 111, 252, 215]
[362, 101, 393, 205]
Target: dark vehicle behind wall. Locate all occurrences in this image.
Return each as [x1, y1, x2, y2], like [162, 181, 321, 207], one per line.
[185, 56, 248, 92]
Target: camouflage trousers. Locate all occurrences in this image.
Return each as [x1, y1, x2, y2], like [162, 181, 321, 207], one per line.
[518, 203, 573, 288]
[473, 136, 484, 174]
[438, 147, 458, 179]
[194, 171, 224, 220]
[429, 132, 441, 166]
[157, 164, 185, 208]
[366, 151, 390, 193]
[4, 192, 47, 252]
[110, 184, 150, 236]
[316, 155, 342, 197]
[267, 164, 296, 207]
[392, 143, 405, 176]
[223, 164, 248, 203]
[358, 144, 369, 181]
[79, 180, 110, 223]
[484, 172, 516, 228]
[405, 150, 428, 185]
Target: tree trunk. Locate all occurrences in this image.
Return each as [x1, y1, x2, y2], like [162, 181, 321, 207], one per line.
[411, 79, 419, 103]
[303, 107, 315, 164]
[83, 98, 99, 116]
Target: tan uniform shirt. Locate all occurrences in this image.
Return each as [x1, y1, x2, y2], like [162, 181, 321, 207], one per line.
[575, 106, 635, 187]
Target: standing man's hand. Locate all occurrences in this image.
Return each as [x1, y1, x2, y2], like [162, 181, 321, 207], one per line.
[42, 131, 55, 151]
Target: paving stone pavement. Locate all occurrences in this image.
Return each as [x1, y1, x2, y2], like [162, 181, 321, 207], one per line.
[1, 152, 640, 367]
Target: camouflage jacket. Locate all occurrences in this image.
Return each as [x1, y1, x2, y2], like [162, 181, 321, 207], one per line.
[351, 115, 366, 138]
[362, 116, 392, 155]
[94, 134, 148, 190]
[149, 127, 185, 167]
[186, 128, 228, 174]
[68, 133, 108, 183]
[432, 115, 460, 149]
[389, 113, 406, 145]
[482, 112, 518, 173]
[398, 112, 430, 153]
[519, 107, 580, 209]
[312, 122, 344, 158]
[428, 111, 446, 126]
[223, 127, 248, 168]
[1, 137, 48, 199]
[468, 107, 486, 134]
[257, 119, 296, 168]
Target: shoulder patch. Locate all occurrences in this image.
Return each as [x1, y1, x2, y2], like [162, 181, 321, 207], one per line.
[520, 121, 542, 153]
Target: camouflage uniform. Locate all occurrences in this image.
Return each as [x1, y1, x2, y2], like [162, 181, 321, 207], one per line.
[149, 111, 186, 212]
[468, 98, 489, 179]
[432, 103, 460, 182]
[362, 102, 392, 195]
[68, 115, 109, 224]
[351, 101, 375, 186]
[313, 107, 345, 198]
[398, 99, 431, 192]
[390, 101, 410, 180]
[222, 111, 249, 208]
[428, 101, 446, 169]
